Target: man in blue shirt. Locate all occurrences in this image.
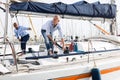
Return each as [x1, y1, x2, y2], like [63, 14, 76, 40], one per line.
[13, 22, 31, 55]
[41, 15, 65, 56]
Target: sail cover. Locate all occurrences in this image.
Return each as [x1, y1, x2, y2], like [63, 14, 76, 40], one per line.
[9, 1, 116, 18]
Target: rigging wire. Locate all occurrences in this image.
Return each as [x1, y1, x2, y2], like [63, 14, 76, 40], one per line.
[0, 17, 4, 35]
[88, 40, 97, 67]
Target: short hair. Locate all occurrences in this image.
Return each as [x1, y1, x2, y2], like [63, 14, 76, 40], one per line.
[54, 15, 60, 21]
[13, 22, 17, 26]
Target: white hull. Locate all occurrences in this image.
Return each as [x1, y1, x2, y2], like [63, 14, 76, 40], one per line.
[0, 50, 120, 80]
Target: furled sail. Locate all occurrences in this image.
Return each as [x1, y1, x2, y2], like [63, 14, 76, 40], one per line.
[9, 1, 116, 18]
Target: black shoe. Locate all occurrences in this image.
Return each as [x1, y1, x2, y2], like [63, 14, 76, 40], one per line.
[48, 50, 53, 56]
[51, 54, 58, 59]
[64, 48, 69, 54]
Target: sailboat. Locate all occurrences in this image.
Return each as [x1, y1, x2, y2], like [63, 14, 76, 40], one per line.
[0, 0, 120, 80]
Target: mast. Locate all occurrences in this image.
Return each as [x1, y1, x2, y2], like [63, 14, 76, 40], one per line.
[110, 0, 116, 35]
[3, 0, 9, 43]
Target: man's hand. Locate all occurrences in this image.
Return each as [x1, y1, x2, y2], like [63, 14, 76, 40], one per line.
[28, 28, 31, 30]
[53, 41, 57, 45]
[47, 35, 55, 44]
[18, 38, 21, 41]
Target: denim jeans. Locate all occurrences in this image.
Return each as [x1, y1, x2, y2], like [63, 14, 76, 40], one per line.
[41, 30, 53, 52]
[21, 34, 30, 53]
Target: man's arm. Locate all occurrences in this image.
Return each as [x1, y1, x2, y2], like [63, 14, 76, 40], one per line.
[61, 38, 65, 50]
[14, 30, 21, 41]
[47, 35, 56, 44]
[58, 25, 65, 50]
[22, 26, 31, 30]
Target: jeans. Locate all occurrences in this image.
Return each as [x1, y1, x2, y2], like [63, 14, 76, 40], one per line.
[41, 29, 53, 52]
[21, 34, 30, 53]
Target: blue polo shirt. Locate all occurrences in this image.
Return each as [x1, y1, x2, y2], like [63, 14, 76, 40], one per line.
[14, 26, 29, 38]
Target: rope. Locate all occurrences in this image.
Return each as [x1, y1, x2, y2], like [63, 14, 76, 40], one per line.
[28, 15, 37, 40]
[72, 4, 81, 16]
[6, 38, 18, 72]
[15, 11, 19, 25]
[2, 37, 18, 72]
[53, 3, 63, 14]
[10, 15, 21, 52]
